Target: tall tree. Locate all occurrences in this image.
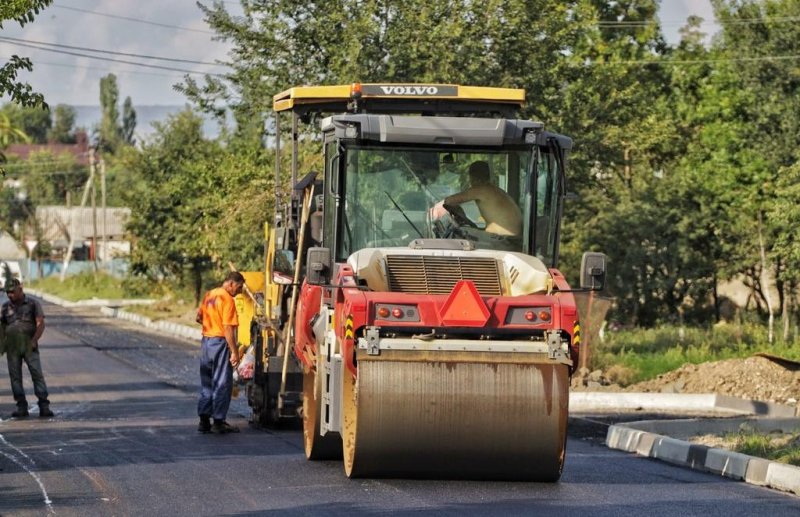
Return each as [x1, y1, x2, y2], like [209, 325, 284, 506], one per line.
[121, 96, 137, 145]
[0, 0, 52, 108]
[1, 103, 52, 143]
[180, 0, 593, 143]
[123, 109, 222, 302]
[99, 73, 121, 152]
[0, 111, 29, 148]
[48, 104, 77, 144]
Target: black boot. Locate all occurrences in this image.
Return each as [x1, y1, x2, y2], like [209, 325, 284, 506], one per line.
[39, 403, 54, 418]
[12, 405, 29, 418]
[210, 419, 239, 434]
[198, 415, 211, 433]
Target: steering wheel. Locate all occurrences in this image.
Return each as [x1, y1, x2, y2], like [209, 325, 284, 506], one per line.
[443, 203, 478, 229]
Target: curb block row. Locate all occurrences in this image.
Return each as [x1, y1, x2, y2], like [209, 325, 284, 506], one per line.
[26, 289, 155, 308]
[607, 417, 800, 496]
[27, 289, 200, 342]
[571, 392, 800, 417]
[99, 306, 201, 342]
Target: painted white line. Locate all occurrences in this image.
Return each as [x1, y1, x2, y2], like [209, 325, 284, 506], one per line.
[0, 434, 55, 513]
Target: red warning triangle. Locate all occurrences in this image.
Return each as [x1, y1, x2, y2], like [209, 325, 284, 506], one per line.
[439, 280, 490, 327]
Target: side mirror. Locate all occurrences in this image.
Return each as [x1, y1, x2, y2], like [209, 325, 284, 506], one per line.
[272, 249, 295, 285]
[307, 247, 331, 285]
[580, 252, 607, 291]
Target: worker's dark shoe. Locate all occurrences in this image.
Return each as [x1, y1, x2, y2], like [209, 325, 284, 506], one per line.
[11, 407, 29, 418]
[39, 405, 54, 418]
[197, 416, 212, 433]
[210, 421, 240, 434]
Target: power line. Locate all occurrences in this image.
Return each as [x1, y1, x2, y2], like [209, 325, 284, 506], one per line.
[597, 15, 800, 28]
[0, 36, 227, 67]
[604, 53, 800, 67]
[53, 5, 216, 35]
[0, 54, 192, 79]
[0, 39, 226, 77]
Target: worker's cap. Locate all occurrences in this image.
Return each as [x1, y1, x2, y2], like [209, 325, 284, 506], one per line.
[4, 277, 21, 292]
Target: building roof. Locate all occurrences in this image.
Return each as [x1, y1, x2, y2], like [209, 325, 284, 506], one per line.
[34, 206, 131, 246]
[5, 132, 90, 166]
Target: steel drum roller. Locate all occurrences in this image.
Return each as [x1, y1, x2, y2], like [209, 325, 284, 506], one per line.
[343, 350, 569, 480]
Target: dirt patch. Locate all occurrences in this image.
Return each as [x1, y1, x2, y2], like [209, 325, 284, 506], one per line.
[573, 355, 800, 407]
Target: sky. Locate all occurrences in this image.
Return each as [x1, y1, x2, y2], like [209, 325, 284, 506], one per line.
[0, 0, 720, 108]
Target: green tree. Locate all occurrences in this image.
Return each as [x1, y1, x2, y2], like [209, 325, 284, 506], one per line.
[0, 111, 30, 176]
[22, 150, 88, 205]
[1, 103, 52, 143]
[99, 73, 121, 152]
[0, 184, 34, 248]
[121, 96, 136, 145]
[48, 104, 77, 144]
[123, 109, 223, 302]
[0, 0, 52, 108]
[181, 0, 593, 142]
[0, 111, 29, 147]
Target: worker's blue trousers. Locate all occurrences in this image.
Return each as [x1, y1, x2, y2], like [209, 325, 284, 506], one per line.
[197, 337, 233, 421]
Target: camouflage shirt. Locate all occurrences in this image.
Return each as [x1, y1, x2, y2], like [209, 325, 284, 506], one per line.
[1, 295, 44, 338]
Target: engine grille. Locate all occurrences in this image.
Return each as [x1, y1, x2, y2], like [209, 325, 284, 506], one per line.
[386, 255, 502, 296]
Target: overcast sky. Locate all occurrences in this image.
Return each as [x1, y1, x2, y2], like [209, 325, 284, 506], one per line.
[1, 0, 718, 107]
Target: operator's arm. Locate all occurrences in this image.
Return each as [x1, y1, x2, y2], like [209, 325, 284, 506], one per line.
[224, 325, 240, 367]
[444, 187, 479, 207]
[431, 187, 480, 219]
[32, 316, 45, 350]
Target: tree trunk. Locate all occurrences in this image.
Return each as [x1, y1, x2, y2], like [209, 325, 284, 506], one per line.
[757, 213, 774, 344]
[782, 292, 790, 343]
[193, 263, 203, 306]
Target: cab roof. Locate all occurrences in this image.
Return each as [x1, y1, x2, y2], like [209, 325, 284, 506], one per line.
[272, 83, 525, 117]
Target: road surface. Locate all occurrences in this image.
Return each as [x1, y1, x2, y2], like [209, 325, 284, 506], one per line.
[1, 301, 799, 516]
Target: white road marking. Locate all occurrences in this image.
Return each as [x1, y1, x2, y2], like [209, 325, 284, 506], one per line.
[0, 433, 55, 514]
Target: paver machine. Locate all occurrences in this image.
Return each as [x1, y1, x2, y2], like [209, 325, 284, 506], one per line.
[246, 83, 606, 481]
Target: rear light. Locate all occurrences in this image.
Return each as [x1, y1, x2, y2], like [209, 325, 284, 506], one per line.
[504, 307, 552, 325]
[375, 304, 420, 322]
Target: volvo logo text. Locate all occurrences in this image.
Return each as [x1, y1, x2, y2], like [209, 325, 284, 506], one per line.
[379, 86, 439, 95]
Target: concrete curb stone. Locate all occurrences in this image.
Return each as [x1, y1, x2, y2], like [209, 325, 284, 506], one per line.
[571, 392, 799, 417]
[607, 416, 800, 496]
[26, 288, 155, 308]
[28, 289, 201, 342]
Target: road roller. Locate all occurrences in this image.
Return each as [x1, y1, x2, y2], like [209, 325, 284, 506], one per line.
[246, 83, 607, 480]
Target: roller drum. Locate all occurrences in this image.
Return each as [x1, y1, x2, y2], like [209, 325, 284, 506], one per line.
[343, 351, 569, 481]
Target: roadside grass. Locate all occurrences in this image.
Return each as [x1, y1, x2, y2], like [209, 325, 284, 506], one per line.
[590, 323, 800, 386]
[124, 298, 198, 324]
[731, 431, 800, 467]
[28, 271, 128, 301]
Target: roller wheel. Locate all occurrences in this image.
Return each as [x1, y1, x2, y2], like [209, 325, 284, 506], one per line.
[302, 367, 342, 460]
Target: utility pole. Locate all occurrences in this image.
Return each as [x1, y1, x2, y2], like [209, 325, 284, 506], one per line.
[61, 147, 95, 282]
[100, 157, 107, 265]
[91, 156, 98, 273]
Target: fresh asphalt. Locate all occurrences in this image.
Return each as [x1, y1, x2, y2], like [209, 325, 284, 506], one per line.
[1, 300, 799, 516]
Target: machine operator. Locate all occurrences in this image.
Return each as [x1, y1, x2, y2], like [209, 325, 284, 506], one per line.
[431, 160, 523, 237]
